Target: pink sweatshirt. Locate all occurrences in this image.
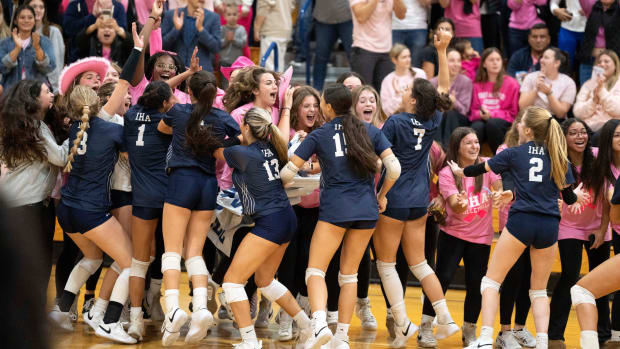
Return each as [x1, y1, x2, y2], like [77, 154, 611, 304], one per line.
[444, 0, 482, 38]
[439, 159, 501, 245]
[573, 77, 620, 132]
[507, 0, 546, 30]
[469, 76, 520, 123]
[380, 68, 427, 116]
[461, 56, 480, 81]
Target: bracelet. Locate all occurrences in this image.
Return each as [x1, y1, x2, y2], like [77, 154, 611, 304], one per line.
[149, 15, 157, 21]
[133, 46, 143, 52]
[282, 107, 291, 111]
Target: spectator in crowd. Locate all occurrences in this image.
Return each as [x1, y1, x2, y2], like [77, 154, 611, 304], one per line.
[453, 38, 480, 81]
[0, 4, 11, 41]
[414, 17, 455, 79]
[576, 0, 620, 85]
[0, 4, 55, 89]
[253, 0, 294, 72]
[507, 23, 550, 79]
[519, 47, 576, 119]
[574, 50, 620, 134]
[219, 3, 246, 67]
[551, 0, 586, 67]
[63, 0, 127, 64]
[170, 0, 215, 11]
[76, 16, 133, 65]
[480, 0, 502, 50]
[440, 0, 483, 53]
[162, 0, 221, 71]
[312, 0, 353, 91]
[391, 0, 430, 59]
[469, 47, 520, 154]
[380, 43, 427, 116]
[217, 1, 251, 60]
[431, 47, 473, 145]
[353, 84, 386, 127]
[507, 0, 546, 57]
[337, 71, 365, 90]
[349, 0, 407, 90]
[27, 0, 63, 93]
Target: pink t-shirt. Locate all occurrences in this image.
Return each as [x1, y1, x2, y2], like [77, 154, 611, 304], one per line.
[496, 144, 511, 232]
[507, 0, 545, 30]
[595, 28, 606, 49]
[438, 160, 501, 245]
[129, 77, 191, 106]
[350, 0, 394, 53]
[469, 76, 520, 123]
[444, 0, 481, 38]
[102, 47, 111, 60]
[380, 68, 427, 116]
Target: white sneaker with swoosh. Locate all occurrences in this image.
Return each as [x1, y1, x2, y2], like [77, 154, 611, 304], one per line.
[161, 307, 189, 346]
[392, 320, 419, 348]
[305, 321, 333, 349]
[95, 321, 137, 344]
[465, 335, 494, 349]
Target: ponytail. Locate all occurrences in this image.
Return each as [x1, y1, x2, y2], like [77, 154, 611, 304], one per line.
[412, 79, 452, 121]
[185, 71, 222, 157]
[244, 108, 288, 166]
[546, 117, 569, 189]
[65, 105, 91, 172]
[64, 86, 99, 172]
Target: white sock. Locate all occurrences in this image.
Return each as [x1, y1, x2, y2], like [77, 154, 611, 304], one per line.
[580, 330, 599, 349]
[293, 310, 311, 329]
[335, 322, 349, 340]
[431, 299, 453, 325]
[377, 261, 406, 325]
[391, 301, 408, 327]
[93, 298, 109, 314]
[480, 326, 494, 340]
[312, 310, 327, 324]
[164, 289, 179, 314]
[421, 314, 434, 325]
[193, 287, 207, 310]
[130, 306, 142, 317]
[240, 325, 258, 344]
[536, 333, 548, 349]
[611, 330, 620, 341]
[110, 269, 130, 305]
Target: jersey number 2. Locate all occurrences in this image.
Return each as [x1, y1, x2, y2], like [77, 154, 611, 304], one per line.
[263, 159, 281, 181]
[529, 158, 543, 182]
[413, 128, 425, 151]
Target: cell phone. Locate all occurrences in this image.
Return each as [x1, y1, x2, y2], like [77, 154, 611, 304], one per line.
[101, 9, 112, 18]
[592, 66, 605, 79]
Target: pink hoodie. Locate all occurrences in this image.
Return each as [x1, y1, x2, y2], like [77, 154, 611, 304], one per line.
[469, 75, 520, 123]
[507, 0, 546, 30]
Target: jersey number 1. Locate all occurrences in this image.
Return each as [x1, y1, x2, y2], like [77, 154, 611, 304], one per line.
[529, 158, 543, 182]
[333, 133, 346, 157]
[136, 124, 146, 146]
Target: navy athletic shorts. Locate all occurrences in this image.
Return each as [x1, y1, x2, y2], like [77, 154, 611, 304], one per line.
[165, 167, 218, 211]
[505, 211, 560, 249]
[331, 219, 377, 230]
[57, 201, 113, 234]
[252, 206, 298, 245]
[132, 206, 163, 220]
[110, 190, 132, 210]
[382, 207, 428, 221]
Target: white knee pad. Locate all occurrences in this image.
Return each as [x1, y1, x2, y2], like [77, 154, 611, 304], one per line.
[480, 276, 501, 294]
[130, 258, 150, 278]
[571, 285, 596, 306]
[259, 279, 288, 302]
[338, 272, 358, 287]
[185, 256, 209, 279]
[161, 252, 181, 273]
[222, 282, 248, 304]
[305, 268, 325, 285]
[529, 289, 548, 303]
[410, 260, 435, 281]
[376, 260, 397, 276]
[77, 257, 103, 274]
[110, 261, 122, 274]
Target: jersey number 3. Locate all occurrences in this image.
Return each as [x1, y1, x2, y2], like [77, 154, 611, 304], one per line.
[77, 132, 88, 155]
[529, 158, 543, 182]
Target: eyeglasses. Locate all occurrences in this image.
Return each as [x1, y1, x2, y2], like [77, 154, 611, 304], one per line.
[567, 131, 588, 137]
[156, 63, 177, 71]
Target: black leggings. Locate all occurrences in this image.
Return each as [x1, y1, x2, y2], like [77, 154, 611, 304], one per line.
[211, 226, 257, 298]
[499, 249, 531, 326]
[422, 231, 490, 323]
[278, 205, 318, 297]
[613, 232, 620, 331]
[549, 238, 611, 341]
[379, 217, 439, 308]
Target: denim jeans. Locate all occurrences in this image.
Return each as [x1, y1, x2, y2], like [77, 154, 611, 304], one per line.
[580, 57, 594, 86]
[507, 27, 529, 57]
[558, 27, 584, 68]
[462, 36, 484, 54]
[392, 29, 428, 58]
[312, 20, 353, 91]
[294, 0, 314, 62]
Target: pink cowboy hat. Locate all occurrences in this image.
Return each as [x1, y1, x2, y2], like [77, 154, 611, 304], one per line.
[220, 56, 255, 81]
[58, 57, 110, 95]
[278, 66, 293, 110]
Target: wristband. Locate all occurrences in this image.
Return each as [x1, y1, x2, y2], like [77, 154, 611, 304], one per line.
[149, 15, 157, 21]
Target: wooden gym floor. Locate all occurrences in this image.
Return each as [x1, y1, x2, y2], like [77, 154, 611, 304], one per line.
[48, 267, 583, 349]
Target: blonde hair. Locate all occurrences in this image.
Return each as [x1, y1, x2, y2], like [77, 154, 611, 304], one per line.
[503, 109, 525, 148]
[389, 44, 417, 78]
[64, 86, 100, 172]
[244, 107, 288, 166]
[523, 106, 568, 189]
[596, 50, 620, 91]
[351, 85, 386, 127]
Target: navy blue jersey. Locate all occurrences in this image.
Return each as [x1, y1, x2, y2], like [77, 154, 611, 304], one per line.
[488, 141, 574, 218]
[379, 111, 441, 208]
[612, 176, 620, 205]
[61, 117, 126, 211]
[163, 104, 240, 174]
[224, 141, 290, 218]
[295, 117, 392, 223]
[124, 104, 172, 208]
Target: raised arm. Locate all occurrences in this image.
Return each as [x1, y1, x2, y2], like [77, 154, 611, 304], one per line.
[434, 29, 452, 95]
[351, 0, 380, 23]
[132, 0, 164, 86]
[165, 46, 201, 90]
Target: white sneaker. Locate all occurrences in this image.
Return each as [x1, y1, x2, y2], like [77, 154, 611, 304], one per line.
[128, 310, 145, 341]
[327, 311, 338, 332]
[161, 307, 189, 346]
[465, 336, 493, 349]
[513, 328, 537, 347]
[355, 298, 378, 330]
[249, 292, 258, 320]
[185, 308, 214, 344]
[49, 305, 73, 332]
[462, 322, 477, 347]
[305, 321, 333, 349]
[435, 320, 460, 340]
[255, 296, 272, 328]
[331, 336, 350, 349]
[95, 321, 137, 344]
[417, 321, 437, 348]
[391, 320, 418, 348]
[496, 331, 522, 349]
[278, 311, 293, 341]
[83, 308, 105, 332]
[233, 339, 263, 349]
[207, 280, 219, 314]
